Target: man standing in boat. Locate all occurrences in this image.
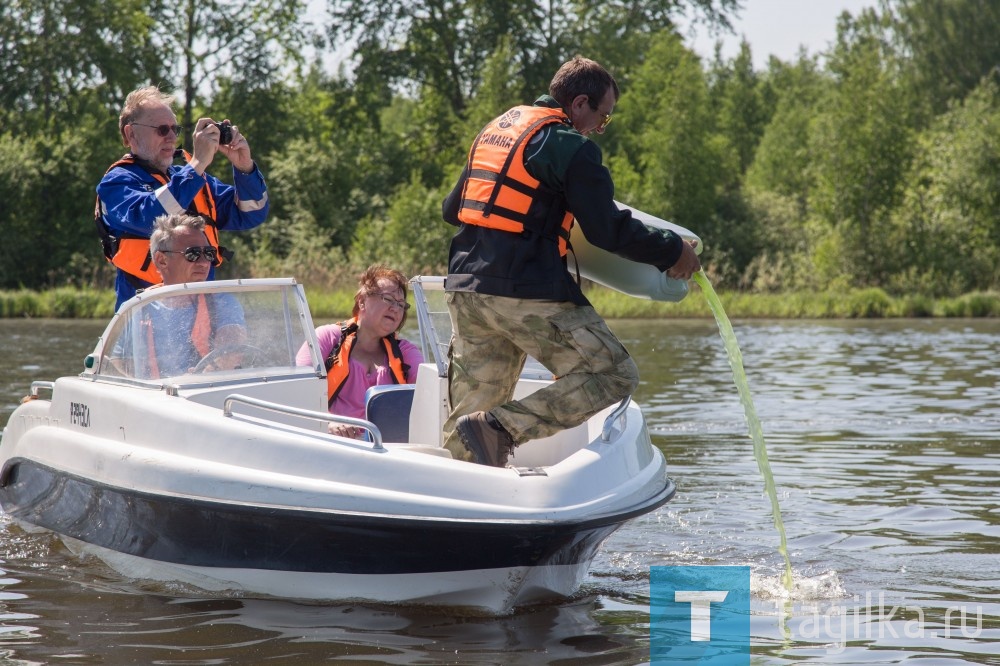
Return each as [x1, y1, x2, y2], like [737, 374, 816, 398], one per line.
[442, 56, 701, 466]
[96, 86, 270, 310]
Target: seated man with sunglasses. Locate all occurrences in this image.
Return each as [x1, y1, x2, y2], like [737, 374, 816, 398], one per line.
[114, 214, 249, 378]
[96, 85, 270, 310]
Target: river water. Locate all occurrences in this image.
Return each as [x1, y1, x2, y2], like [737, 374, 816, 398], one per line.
[0, 316, 998, 664]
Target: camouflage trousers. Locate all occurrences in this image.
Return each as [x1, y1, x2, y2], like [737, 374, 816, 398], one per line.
[442, 291, 639, 460]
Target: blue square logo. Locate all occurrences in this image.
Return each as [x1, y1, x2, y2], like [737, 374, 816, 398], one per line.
[650, 566, 750, 665]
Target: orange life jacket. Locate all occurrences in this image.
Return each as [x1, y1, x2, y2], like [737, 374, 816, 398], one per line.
[458, 106, 576, 255]
[95, 151, 222, 285]
[325, 319, 408, 408]
[141, 293, 213, 378]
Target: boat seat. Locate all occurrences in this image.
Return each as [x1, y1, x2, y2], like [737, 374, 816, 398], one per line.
[365, 384, 416, 443]
[365, 384, 452, 458]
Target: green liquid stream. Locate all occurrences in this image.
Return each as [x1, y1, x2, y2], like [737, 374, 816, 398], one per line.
[692, 271, 794, 593]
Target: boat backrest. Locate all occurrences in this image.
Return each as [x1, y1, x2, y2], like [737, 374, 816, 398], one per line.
[365, 384, 415, 443]
[408, 363, 449, 447]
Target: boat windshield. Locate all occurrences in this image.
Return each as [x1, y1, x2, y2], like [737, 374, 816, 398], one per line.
[93, 279, 321, 382]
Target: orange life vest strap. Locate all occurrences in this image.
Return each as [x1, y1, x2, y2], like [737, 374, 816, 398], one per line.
[324, 319, 408, 408]
[141, 293, 212, 378]
[95, 152, 221, 284]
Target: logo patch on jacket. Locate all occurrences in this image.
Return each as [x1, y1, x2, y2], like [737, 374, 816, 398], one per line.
[497, 109, 522, 129]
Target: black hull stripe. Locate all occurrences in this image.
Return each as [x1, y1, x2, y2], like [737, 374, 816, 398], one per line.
[0, 459, 674, 575]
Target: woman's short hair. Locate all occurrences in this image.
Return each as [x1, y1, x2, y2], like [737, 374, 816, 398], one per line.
[353, 264, 410, 330]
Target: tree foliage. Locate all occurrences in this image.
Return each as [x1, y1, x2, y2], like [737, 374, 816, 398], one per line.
[892, 0, 1000, 116]
[807, 8, 914, 287]
[888, 77, 1000, 294]
[326, 0, 738, 117]
[3, 0, 1000, 300]
[0, 0, 155, 133]
[146, 0, 311, 146]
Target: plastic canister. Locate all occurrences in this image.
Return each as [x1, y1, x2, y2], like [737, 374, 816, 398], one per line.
[567, 201, 703, 302]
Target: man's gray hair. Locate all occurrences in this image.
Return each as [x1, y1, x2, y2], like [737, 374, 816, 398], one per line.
[150, 214, 206, 255]
[119, 85, 176, 143]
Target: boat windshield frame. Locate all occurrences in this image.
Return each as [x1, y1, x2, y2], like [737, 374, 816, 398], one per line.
[84, 278, 324, 388]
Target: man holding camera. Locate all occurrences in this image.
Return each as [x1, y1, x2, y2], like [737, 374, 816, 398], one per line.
[96, 86, 270, 309]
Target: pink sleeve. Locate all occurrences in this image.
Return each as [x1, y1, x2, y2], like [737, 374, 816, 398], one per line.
[296, 324, 342, 367]
[399, 338, 425, 383]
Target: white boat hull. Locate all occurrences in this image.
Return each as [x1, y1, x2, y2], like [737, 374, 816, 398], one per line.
[0, 278, 675, 615]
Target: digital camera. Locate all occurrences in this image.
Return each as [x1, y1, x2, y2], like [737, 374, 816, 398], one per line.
[214, 120, 233, 145]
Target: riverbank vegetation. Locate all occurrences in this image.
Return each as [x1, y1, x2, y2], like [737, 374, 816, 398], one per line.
[4, 284, 998, 321]
[4, 0, 999, 310]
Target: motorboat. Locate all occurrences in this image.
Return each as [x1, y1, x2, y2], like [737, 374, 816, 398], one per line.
[0, 276, 675, 615]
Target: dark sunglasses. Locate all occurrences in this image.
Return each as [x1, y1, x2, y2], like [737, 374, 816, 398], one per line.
[132, 122, 183, 137]
[160, 246, 220, 265]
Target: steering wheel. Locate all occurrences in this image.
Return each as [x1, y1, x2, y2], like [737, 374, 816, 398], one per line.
[193, 344, 266, 373]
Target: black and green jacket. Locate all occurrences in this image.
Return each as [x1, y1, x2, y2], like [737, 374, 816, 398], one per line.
[443, 95, 683, 305]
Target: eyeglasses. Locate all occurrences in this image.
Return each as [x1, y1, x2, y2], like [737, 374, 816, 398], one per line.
[160, 246, 220, 265]
[598, 113, 613, 131]
[131, 123, 183, 137]
[373, 293, 410, 311]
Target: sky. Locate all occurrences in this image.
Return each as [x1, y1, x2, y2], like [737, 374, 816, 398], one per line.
[679, 0, 877, 69]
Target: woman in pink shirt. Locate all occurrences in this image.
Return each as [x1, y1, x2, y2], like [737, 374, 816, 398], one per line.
[297, 264, 423, 436]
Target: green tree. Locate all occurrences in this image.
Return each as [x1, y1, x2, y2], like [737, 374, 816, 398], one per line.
[208, 72, 336, 173]
[242, 79, 420, 264]
[146, 0, 311, 146]
[325, 0, 738, 119]
[458, 38, 525, 139]
[744, 56, 826, 208]
[892, 0, 1000, 117]
[708, 40, 771, 175]
[809, 8, 913, 288]
[741, 55, 828, 291]
[351, 173, 454, 276]
[609, 32, 723, 265]
[887, 77, 1000, 295]
[0, 0, 155, 133]
[0, 128, 115, 289]
[328, 0, 542, 118]
[386, 86, 464, 189]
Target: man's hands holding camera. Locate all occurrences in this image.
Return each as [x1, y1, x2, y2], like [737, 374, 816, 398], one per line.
[189, 117, 254, 175]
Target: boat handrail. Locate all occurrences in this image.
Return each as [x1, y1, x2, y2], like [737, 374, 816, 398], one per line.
[30, 381, 55, 398]
[601, 396, 631, 442]
[223, 394, 384, 451]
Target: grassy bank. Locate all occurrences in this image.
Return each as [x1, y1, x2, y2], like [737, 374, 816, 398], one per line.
[586, 285, 1000, 318]
[2, 284, 999, 320]
[0, 287, 117, 319]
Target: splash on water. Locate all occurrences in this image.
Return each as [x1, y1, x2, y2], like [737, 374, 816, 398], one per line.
[693, 271, 794, 594]
[752, 570, 846, 601]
